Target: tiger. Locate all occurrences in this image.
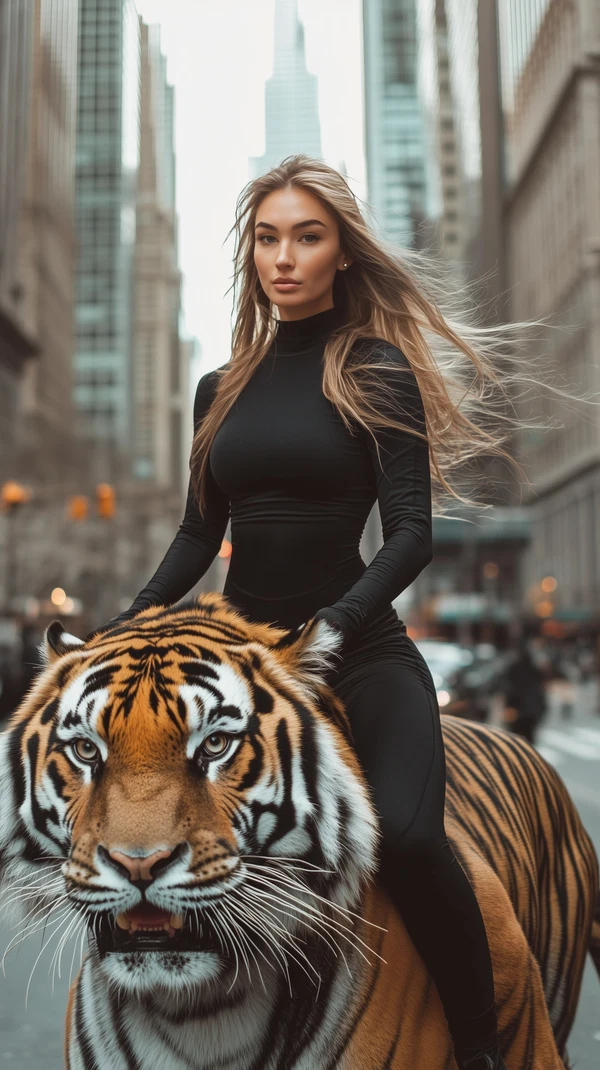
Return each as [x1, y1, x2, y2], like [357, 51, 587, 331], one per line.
[0, 593, 597, 1070]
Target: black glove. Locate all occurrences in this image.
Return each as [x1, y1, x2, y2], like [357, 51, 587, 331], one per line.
[311, 605, 352, 646]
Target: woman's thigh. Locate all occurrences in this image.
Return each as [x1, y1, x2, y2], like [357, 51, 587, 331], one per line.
[333, 655, 447, 844]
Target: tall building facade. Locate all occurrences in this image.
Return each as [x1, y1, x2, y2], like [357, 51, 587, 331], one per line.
[0, 1, 37, 477]
[499, 0, 600, 622]
[249, 0, 322, 178]
[397, 0, 527, 637]
[133, 21, 186, 495]
[74, 0, 141, 480]
[17, 0, 80, 482]
[362, 0, 428, 247]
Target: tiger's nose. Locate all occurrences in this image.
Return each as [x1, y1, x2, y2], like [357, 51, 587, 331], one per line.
[107, 847, 176, 883]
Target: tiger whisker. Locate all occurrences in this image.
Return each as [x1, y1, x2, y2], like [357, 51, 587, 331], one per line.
[228, 890, 309, 996]
[68, 917, 86, 992]
[242, 880, 385, 967]
[217, 902, 254, 992]
[49, 908, 85, 990]
[237, 884, 352, 979]
[237, 903, 296, 998]
[243, 854, 335, 875]
[239, 881, 345, 966]
[5, 899, 71, 953]
[3, 880, 65, 912]
[4, 872, 65, 900]
[51, 916, 83, 993]
[25, 908, 81, 1008]
[207, 904, 241, 993]
[233, 888, 324, 990]
[243, 862, 388, 932]
[220, 899, 278, 994]
[1, 900, 72, 970]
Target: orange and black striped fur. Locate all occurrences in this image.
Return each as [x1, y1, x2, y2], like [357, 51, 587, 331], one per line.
[0, 594, 597, 1069]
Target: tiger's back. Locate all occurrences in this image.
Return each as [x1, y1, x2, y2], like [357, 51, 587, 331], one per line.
[0, 599, 597, 1070]
[323, 715, 597, 1069]
[443, 717, 597, 1060]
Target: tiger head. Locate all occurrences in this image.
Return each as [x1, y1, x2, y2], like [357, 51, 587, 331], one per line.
[0, 595, 378, 998]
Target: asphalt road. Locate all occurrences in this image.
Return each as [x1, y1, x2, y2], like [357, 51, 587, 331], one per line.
[0, 683, 598, 1068]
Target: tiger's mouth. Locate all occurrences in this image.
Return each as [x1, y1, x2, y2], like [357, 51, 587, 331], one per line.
[93, 903, 223, 958]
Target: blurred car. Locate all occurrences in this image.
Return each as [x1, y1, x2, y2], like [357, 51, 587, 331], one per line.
[415, 639, 474, 717]
[415, 639, 513, 721]
[455, 645, 514, 722]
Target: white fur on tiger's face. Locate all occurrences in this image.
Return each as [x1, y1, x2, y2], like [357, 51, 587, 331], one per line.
[0, 598, 379, 1000]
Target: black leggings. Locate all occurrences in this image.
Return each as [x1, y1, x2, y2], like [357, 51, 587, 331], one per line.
[332, 645, 498, 1063]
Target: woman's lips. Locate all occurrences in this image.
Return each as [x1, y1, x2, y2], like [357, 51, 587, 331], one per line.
[273, 281, 301, 290]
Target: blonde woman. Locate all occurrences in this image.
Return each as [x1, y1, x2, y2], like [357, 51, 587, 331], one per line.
[99, 156, 518, 1068]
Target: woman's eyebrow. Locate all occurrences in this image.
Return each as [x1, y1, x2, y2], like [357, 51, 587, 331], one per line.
[254, 219, 328, 231]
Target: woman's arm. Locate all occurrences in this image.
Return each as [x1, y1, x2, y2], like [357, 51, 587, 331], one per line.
[313, 343, 433, 644]
[111, 370, 230, 621]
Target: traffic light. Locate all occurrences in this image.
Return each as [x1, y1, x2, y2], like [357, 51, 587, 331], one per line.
[67, 495, 89, 522]
[96, 483, 116, 519]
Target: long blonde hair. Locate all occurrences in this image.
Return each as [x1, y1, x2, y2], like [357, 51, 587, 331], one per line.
[191, 154, 544, 516]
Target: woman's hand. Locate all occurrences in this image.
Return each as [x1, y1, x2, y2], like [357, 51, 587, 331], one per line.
[311, 605, 350, 645]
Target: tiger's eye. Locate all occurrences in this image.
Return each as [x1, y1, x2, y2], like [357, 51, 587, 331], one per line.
[201, 733, 230, 757]
[72, 738, 100, 764]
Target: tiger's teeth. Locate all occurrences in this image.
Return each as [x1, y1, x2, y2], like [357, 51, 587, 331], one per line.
[116, 913, 131, 931]
[170, 913, 184, 929]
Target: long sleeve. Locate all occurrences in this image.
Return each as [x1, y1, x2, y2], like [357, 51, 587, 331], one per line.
[313, 344, 433, 644]
[124, 370, 230, 615]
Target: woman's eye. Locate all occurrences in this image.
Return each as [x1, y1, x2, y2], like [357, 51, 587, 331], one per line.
[201, 733, 231, 758]
[256, 234, 319, 244]
[72, 738, 100, 764]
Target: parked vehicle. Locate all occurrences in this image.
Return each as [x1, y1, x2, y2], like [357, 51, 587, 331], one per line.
[416, 639, 511, 722]
[415, 639, 474, 718]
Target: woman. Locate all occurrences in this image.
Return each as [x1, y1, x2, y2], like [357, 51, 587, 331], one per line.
[93, 156, 518, 1069]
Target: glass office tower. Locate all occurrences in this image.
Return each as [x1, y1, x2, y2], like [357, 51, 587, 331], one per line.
[74, 0, 140, 475]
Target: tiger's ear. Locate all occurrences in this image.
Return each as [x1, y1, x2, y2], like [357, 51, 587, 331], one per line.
[272, 617, 344, 694]
[41, 620, 85, 666]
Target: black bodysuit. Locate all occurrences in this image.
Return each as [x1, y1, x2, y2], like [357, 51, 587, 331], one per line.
[121, 304, 498, 1062]
[128, 304, 432, 662]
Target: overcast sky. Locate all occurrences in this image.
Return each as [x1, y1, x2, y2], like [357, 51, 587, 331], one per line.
[135, 0, 366, 375]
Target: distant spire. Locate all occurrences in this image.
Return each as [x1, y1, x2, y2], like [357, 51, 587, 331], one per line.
[249, 0, 322, 178]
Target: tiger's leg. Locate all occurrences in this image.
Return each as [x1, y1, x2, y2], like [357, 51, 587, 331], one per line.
[334, 655, 500, 1066]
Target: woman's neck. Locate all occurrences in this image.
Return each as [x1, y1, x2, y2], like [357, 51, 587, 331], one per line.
[273, 304, 348, 354]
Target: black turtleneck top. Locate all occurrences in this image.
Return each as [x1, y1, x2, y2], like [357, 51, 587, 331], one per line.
[124, 305, 433, 650]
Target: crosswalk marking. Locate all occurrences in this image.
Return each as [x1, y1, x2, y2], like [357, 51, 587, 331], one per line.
[537, 728, 600, 761]
[573, 726, 600, 746]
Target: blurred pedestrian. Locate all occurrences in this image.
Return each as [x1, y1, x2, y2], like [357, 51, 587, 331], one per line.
[503, 640, 547, 744]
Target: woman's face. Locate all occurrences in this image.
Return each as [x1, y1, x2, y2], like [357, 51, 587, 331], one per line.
[253, 187, 352, 320]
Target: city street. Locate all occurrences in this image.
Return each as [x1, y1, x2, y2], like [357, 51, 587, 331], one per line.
[0, 684, 598, 1067]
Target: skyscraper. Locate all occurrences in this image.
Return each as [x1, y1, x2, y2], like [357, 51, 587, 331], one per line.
[362, 0, 428, 247]
[74, 0, 141, 479]
[249, 0, 322, 179]
[133, 21, 187, 495]
[0, 1, 37, 476]
[499, 0, 600, 621]
[17, 0, 80, 481]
